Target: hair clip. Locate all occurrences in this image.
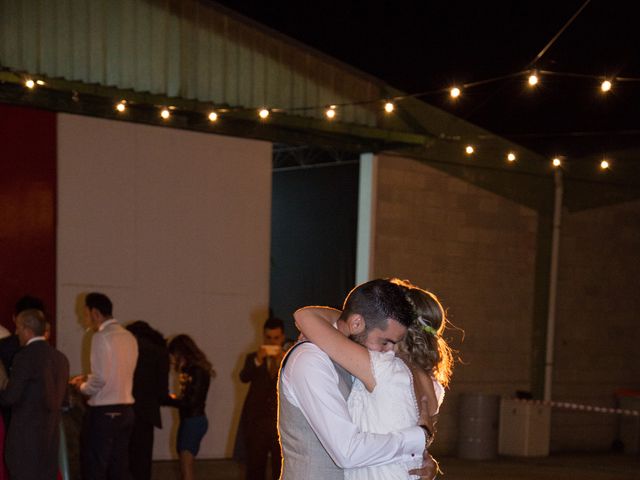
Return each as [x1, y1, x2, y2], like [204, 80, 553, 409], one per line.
[422, 325, 438, 336]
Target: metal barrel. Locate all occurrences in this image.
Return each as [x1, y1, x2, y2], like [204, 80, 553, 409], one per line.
[457, 393, 500, 460]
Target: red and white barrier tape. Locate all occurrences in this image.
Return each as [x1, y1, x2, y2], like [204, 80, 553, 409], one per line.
[511, 398, 640, 417]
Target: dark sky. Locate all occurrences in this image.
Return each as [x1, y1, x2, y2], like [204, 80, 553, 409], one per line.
[215, 0, 639, 159]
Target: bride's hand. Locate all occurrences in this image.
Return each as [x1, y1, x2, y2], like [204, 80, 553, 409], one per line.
[417, 396, 435, 446]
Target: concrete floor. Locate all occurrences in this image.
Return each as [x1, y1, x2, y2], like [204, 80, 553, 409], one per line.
[151, 453, 640, 480]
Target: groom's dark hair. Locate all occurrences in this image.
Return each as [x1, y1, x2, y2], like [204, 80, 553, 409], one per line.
[339, 279, 414, 331]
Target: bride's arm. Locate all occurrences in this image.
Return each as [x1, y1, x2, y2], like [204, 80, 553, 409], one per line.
[294, 306, 375, 391]
[399, 357, 438, 440]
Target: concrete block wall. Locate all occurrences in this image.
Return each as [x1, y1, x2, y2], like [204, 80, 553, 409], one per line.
[373, 154, 539, 454]
[551, 199, 640, 451]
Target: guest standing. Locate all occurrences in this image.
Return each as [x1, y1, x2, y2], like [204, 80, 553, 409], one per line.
[0, 309, 69, 480]
[0, 295, 47, 480]
[236, 317, 286, 480]
[126, 321, 170, 480]
[69, 292, 138, 480]
[165, 335, 214, 480]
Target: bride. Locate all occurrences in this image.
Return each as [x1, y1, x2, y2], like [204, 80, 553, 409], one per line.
[295, 279, 453, 480]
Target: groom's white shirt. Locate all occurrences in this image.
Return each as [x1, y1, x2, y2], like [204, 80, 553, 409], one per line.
[280, 342, 425, 469]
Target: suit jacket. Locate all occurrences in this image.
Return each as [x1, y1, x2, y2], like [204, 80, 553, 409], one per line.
[239, 352, 280, 432]
[0, 340, 69, 480]
[0, 334, 20, 375]
[0, 334, 21, 425]
[131, 336, 169, 428]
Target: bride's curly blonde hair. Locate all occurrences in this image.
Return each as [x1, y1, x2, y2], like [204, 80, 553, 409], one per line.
[392, 279, 454, 387]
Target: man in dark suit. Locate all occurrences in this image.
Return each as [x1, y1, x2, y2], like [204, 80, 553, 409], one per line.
[0, 295, 45, 428]
[0, 296, 44, 376]
[126, 321, 170, 480]
[0, 308, 70, 480]
[237, 317, 287, 480]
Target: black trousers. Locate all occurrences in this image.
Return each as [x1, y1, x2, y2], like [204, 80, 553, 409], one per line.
[80, 404, 134, 480]
[129, 418, 155, 480]
[245, 424, 281, 480]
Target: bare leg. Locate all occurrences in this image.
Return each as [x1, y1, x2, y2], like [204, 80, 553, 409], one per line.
[179, 450, 195, 480]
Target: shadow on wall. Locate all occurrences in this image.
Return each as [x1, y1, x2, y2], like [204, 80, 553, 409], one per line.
[73, 292, 93, 375]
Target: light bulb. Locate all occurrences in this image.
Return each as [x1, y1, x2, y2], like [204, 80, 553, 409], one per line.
[552, 158, 561, 167]
[465, 145, 474, 155]
[450, 87, 461, 98]
[25, 79, 35, 89]
[325, 107, 336, 119]
[115, 101, 126, 113]
[384, 102, 395, 113]
[507, 152, 516, 162]
[600, 80, 612, 93]
[208, 111, 218, 122]
[600, 159, 609, 170]
[160, 108, 170, 120]
[528, 73, 539, 86]
[259, 108, 270, 119]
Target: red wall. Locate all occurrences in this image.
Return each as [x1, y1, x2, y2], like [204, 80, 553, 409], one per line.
[0, 103, 57, 341]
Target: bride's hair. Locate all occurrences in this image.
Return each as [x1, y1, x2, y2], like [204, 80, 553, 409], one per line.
[392, 279, 454, 387]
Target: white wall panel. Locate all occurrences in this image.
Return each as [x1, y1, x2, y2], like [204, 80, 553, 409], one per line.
[57, 114, 272, 459]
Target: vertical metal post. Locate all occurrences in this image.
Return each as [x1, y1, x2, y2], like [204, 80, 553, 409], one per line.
[544, 169, 563, 402]
[356, 153, 377, 284]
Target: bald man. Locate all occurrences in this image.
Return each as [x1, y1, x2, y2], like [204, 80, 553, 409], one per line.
[0, 309, 69, 480]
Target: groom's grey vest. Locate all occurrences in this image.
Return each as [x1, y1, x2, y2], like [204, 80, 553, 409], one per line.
[278, 342, 353, 480]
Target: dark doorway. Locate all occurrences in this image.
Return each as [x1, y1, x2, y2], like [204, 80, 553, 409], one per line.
[269, 146, 360, 338]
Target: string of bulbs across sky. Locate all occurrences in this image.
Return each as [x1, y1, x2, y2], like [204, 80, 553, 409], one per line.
[21, 67, 635, 173]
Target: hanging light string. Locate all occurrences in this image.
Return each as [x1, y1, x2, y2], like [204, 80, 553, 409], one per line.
[268, 68, 640, 115]
[11, 63, 639, 173]
[526, 0, 592, 68]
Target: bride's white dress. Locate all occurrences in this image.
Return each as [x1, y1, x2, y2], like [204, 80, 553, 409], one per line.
[345, 350, 444, 480]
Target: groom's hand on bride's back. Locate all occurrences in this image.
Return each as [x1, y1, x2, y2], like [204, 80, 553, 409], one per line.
[408, 452, 440, 480]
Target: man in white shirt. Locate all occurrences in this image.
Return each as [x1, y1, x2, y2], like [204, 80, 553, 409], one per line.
[278, 279, 436, 480]
[70, 292, 138, 480]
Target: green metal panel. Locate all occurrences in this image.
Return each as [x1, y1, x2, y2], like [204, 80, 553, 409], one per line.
[2, 0, 638, 210]
[0, 0, 383, 125]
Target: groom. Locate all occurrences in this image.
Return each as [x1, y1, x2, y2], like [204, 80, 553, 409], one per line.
[278, 278, 437, 479]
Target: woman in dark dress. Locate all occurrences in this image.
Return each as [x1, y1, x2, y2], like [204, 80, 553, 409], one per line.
[166, 335, 215, 480]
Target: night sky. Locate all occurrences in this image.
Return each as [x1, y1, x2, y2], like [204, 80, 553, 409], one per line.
[214, 0, 639, 160]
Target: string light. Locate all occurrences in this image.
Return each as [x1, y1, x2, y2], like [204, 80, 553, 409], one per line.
[10, 68, 637, 174]
[325, 106, 336, 119]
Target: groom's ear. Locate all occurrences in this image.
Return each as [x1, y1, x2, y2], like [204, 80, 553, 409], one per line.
[347, 314, 366, 335]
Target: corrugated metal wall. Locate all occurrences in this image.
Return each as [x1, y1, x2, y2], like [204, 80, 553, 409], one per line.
[0, 0, 380, 125]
